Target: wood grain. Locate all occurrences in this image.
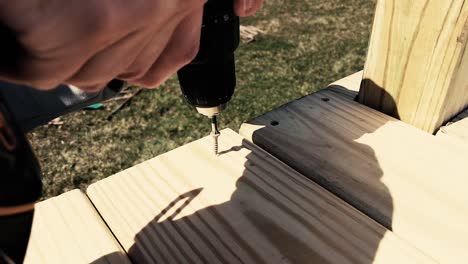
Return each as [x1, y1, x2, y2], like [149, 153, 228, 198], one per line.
[87, 129, 433, 264]
[24, 190, 130, 264]
[358, 0, 468, 133]
[240, 89, 468, 263]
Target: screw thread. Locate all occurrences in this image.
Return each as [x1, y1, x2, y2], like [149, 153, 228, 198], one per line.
[212, 133, 220, 156]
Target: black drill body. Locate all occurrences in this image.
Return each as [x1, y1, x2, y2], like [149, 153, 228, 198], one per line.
[177, 0, 240, 110]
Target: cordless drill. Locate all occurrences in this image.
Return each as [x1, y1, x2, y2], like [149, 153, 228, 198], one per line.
[177, 0, 240, 155]
[110, 0, 240, 155]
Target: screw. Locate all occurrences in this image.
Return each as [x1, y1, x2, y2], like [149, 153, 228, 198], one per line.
[210, 116, 221, 156]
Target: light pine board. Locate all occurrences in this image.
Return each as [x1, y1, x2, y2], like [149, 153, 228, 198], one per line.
[436, 108, 468, 147]
[327, 70, 362, 100]
[437, 111, 468, 143]
[87, 129, 432, 264]
[434, 131, 468, 155]
[358, 0, 468, 133]
[240, 88, 468, 263]
[24, 190, 130, 264]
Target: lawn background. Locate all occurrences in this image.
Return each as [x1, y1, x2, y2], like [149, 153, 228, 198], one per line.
[29, 0, 376, 199]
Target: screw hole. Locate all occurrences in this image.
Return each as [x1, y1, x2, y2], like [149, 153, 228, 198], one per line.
[321, 98, 330, 102]
[270, 121, 279, 126]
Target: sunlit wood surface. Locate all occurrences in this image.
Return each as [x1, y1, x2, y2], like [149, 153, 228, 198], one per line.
[24, 190, 130, 264]
[240, 73, 468, 263]
[87, 129, 432, 264]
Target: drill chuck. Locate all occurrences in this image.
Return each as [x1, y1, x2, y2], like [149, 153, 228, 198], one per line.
[177, 0, 240, 116]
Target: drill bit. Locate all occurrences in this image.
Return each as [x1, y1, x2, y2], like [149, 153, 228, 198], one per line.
[210, 116, 220, 156]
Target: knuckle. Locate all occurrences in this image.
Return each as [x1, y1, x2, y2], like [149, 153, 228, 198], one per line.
[20, 67, 60, 90]
[20, 59, 81, 90]
[80, 84, 107, 92]
[131, 75, 163, 88]
[120, 63, 153, 82]
[192, 0, 208, 7]
[178, 41, 200, 65]
[120, 66, 151, 81]
[84, 2, 115, 38]
[174, 0, 206, 15]
[119, 72, 144, 81]
[27, 79, 60, 90]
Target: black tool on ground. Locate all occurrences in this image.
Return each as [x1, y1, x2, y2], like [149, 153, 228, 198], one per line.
[0, 95, 42, 208]
[0, 23, 43, 207]
[177, 0, 240, 156]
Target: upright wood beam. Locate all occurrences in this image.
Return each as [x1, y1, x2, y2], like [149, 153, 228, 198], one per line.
[358, 0, 468, 133]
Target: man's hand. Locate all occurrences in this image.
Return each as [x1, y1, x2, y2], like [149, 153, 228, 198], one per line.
[0, 0, 263, 91]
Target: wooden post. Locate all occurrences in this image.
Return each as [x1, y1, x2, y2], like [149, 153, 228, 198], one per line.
[358, 0, 468, 133]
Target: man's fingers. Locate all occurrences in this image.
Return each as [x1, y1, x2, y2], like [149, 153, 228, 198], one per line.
[0, 0, 259, 91]
[65, 30, 151, 90]
[71, 83, 110, 93]
[67, 18, 180, 91]
[130, 8, 204, 88]
[117, 23, 179, 81]
[233, 0, 263, 17]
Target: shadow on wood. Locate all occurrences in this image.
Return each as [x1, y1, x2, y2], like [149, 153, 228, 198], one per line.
[358, 78, 400, 120]
[89, 135, 393, 263]
[245, 80, 398, 231]
[87, 87, 431, 263]
[239, 75, 468, 262]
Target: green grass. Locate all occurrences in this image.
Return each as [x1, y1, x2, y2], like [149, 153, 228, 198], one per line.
[29, 0, 376, 199]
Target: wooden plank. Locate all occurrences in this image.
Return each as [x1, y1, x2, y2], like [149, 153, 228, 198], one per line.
[436, 118, 468, 152]
[87, 129, 433, 264]
[24, 190, 131, 264]
[358, 0, 468, 133]
[434, 131, 468, 154]
[436, 107, 468, 147]
[437, 116, 468, 143]
[327, 70, 362, 100]
[239, 89, 468, 263]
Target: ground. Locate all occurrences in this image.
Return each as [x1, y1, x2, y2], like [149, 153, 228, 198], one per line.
[28, 0, 376, 199]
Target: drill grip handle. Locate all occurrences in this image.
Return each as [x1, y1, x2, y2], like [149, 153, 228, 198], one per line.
[177, 0, 240, 108]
